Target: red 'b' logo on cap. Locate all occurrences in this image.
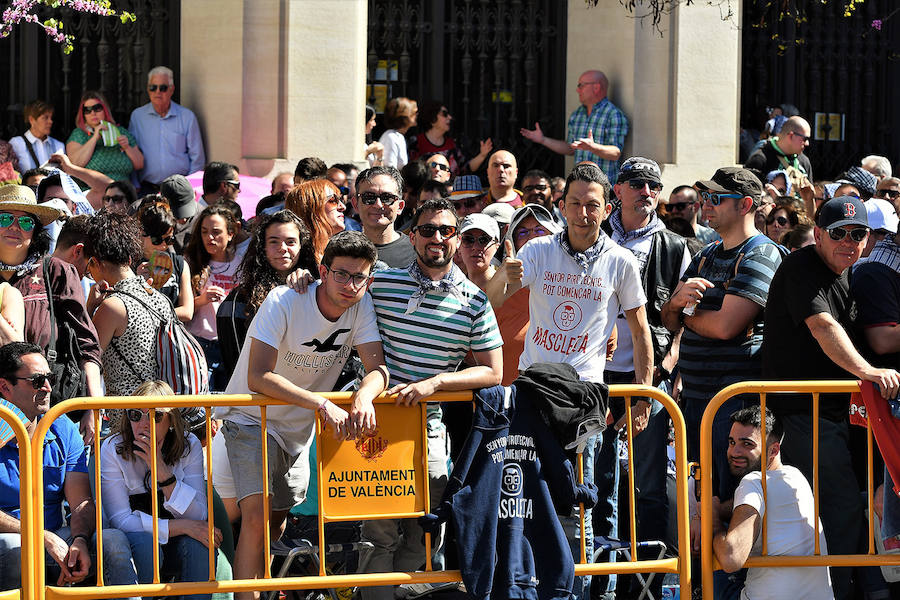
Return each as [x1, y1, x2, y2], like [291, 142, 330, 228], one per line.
[844, 202, 856, 217]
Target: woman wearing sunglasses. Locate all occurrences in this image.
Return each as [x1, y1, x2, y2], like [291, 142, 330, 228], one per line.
[409, 100, 492, 177]
[136, 199, 194, 322]
[66, 91, 144, 183]
[285, 179, 346, 261]
[100, 380, 219, 599]
[765, 200, 808, 245]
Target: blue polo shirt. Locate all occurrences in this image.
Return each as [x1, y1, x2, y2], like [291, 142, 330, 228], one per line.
[0, 416, 88, 531]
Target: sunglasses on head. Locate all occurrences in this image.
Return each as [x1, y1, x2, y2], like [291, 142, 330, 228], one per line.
[428, 161, 451, 173]
[5, 372, 55, 389]
[827, 227, 868, 243]
[413, 224, 458, 238]
[0, 213, 36, 232]
[359, 191, 400, 206]
[461, 234, 495, 247]
[626, 179, 663, 192]
[699, 191, 743, 206]
[148, 84, 170, 93]
[126, 408, 166, 424]
[453, 198, 480, 211]
[82, 104, 104, 115]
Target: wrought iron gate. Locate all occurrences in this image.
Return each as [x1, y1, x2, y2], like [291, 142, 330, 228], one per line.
[741, 0, 900, 180]
[366, 0, 568, 177]
[0, 0, 180, 145]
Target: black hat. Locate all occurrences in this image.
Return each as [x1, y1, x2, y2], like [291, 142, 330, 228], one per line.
[159, 175, 197, 220]
[816, 196, 869, 230]
[695, 167, 763, 198]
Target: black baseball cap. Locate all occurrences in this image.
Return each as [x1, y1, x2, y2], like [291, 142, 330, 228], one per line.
[816, 196, 869, 230]
[695, 167, 763, 198]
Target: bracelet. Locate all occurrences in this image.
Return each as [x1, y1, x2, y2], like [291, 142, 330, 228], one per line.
[158, 474, 177, 487]
[71, 533, 90, 545]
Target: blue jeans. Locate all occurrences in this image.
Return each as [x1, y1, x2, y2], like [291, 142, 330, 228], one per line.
[196, 336, 226, 392]
[125, 530, 213, 600]
[560, 433, 599, 600]
[0, 526, 137, 597]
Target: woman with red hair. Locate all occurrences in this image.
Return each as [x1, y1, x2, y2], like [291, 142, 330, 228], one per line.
[66, 91, 143, 182]
[284, 179, 346, 261]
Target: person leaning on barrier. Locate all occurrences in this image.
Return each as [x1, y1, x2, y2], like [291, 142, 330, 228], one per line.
[217, 231, 389, 600]
[0, 342, 138, 594]
[712, 406, 834, 600]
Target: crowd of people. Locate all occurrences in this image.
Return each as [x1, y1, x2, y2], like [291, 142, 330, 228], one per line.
[0, 64, 899, 600]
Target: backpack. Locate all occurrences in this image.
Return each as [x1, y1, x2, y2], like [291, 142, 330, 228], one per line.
[42, 258, 86, 407]
[110, 289, 210, 395]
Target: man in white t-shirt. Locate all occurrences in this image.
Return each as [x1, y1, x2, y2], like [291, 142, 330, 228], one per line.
[492, 162, 654, 600]
[218, 231, 389, 600]
[712, 406, 833, 600]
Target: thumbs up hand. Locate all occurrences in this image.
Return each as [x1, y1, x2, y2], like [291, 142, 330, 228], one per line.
[495, 239, 524, 284]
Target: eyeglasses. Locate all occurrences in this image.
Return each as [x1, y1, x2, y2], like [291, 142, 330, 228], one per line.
[576, 81, 599, 89]
[82, 104, 104, 115]
[439, 108, 450, 117]
[146, 232, 174, 246]
[626, 179, 663, 192]
[324, 265, 370, 288]
[0, 213, 36, 232]
[148, 84, 170, 93]
[126, 408, 166, 424]
[768, 215, 789, 227]
[453, 198, 480, 211]
[789, 131, 811, 142]
[876, 189, 900, 200]
[5, 372, 55, 389]
[668, 202, 690, 211]
[827, 227, 868, 243]
[338, 186, 350, 197]
[103, 194, 127, 204]
[461, 234, 495, 247]
[359, 191, 400, 206]
[224, 180, 241, 191]
[515, 225, 549, 240]
[699, 191, 743, 206]
[523, 184, 549, 193]
[413, 224, 458, 238]
[428, 161, 451, 173]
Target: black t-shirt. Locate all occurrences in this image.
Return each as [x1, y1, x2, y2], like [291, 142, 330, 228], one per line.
[852, 261, 900, 370]
[744, 140, 814, 183]
[762, 245, 857, 421]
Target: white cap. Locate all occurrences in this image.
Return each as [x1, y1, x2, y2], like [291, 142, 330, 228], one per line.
[459, 213, 500, 241]
[866, 199, 899, 234]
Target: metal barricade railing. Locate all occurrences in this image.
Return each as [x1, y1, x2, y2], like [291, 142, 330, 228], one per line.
[699, 380, 900, 598]
[0, 404, 34, 600]
[28, 386, 692, 600]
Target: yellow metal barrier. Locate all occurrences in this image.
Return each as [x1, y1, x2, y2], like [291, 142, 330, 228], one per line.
[28, 386, 692, 600]
[698, 380, 897, 598]
[0, 404, 34, 600]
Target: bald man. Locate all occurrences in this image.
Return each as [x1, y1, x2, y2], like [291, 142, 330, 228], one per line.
[486, 150, 523, 207]
[520, 69, 628, 183]
[745, 115, 814, 184]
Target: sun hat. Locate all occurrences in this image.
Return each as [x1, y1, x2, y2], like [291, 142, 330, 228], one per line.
[0, 184, 63, 225]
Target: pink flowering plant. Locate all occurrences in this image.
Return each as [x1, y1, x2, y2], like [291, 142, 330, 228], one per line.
[0, 0, 135, 54]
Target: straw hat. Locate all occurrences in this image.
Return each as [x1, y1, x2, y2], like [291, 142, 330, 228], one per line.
[0, 185, 63, 225]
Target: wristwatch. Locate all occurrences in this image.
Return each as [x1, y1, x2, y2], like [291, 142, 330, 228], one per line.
[158, 474, 177, 487]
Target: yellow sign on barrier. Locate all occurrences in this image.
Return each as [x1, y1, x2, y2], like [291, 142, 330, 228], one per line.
[319, 403, 426, 519]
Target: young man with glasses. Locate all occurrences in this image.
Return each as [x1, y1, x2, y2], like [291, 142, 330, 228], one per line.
[666, 184, 720, 244]
[762, 196, 900, 600]
[351, 166, 417, 268]
[521, 169, 555, 213]
[218, 231, 388, 600]
[128, 66, 206, 192]
[363, 198, 503, 600]
[745, 115, 814, 186]
[661, 167, 784, 537]
[0, 342, 138, 595]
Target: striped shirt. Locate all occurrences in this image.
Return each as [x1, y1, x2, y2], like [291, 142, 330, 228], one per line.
[566, 98, 629, 183]
[678, 235, 784, 407]
[369, 266, 503, 393]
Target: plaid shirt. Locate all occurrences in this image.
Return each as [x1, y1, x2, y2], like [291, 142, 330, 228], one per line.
[567, 98, 629, 183]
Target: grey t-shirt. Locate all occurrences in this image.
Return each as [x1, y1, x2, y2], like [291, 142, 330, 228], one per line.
[375, 235, 417, 268]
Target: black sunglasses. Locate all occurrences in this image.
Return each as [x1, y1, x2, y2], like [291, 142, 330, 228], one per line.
[126, 408, 166, 424]
[413, 224, 458, 238]
[82, 104, 104, 115]
[668, 202, 690, 211]
[149, 234, 174, 246]
[768, 215, 789, 227]
[461, 234, 495, 247]
[5, 372, 55, 389]
[626, 179, 663, 192]
[148, 84, 170, 93]
[877, 189, 900, 200]
[359, 192, 400, 206]
[428, 161, 451, 173]
[827, 227, 868, 243]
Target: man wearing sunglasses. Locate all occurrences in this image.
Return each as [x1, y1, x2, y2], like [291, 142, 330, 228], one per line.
[665, 185, 719, 245]
[128, 66, 206, 192]
[761, 196, 900, 600]
[351, 167, 416, 268]
[198, 161, 240, 209]
[875, 176, 900, 215]
[364, 198, 503, 600]
[744, 116, 814, 187]
[0, 342, 138, 594]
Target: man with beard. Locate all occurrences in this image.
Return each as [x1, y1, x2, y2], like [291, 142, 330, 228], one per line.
[363, 198, 503, 600]
[712, 406, 834, 599]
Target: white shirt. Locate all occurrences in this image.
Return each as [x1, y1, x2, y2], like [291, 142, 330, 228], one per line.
[517, 233, 646, 382]
[187, 251, 244, 341]
[379, 129, 408, 169]
[735, 465, 834, 600]
[99, 433, 207, 544]
[9, 131, 65, 171]
[218, 283, 381, 455]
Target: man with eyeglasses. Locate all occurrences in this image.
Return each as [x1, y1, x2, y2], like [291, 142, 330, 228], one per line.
[665, 185, 719, 245]
[875, 176, 900, 215]
[521, 168, 555, 213]
[520, 70, 627, 184]
[745, 116, 814, 189]
[363, 198, 503, 600]
[351, 166, 416, 268]
[128, 66, 206, 192]
[449, 175, 487, 218]
[198, 161, 240, 209]
[762, 196, 900, 600]
[218, 231, 388, 600]
[423, 153, 452, 184]
[0, 342, 138, 595]
[661, 168, 784, 531]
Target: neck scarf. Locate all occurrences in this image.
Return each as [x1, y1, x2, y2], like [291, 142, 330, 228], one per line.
[558, 228, 608, 271]
[0, 254, 42, 277]
[406, 260, 469, 314]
